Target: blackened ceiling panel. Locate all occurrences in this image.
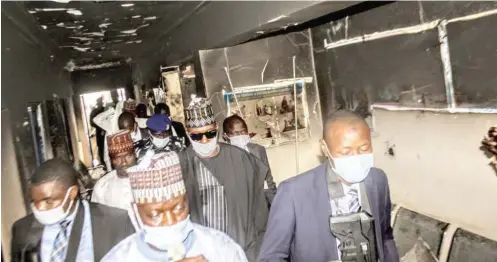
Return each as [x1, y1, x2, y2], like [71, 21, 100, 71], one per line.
[71, 65, 132, 95]
[447, 14, 497, 108]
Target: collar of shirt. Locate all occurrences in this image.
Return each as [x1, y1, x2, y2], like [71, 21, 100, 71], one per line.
[341, 182, 360, 195]
[40, 200, 82, 262]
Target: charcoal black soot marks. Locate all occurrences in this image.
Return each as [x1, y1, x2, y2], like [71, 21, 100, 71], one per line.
[388, 146, 395, 157]
[385, 143, 396, 157]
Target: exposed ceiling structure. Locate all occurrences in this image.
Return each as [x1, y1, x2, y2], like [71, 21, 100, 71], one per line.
[23, 1, 359, 71]
[24, 1, 203, 66]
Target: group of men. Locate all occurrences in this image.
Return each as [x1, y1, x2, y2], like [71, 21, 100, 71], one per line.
[11, 94, 400, 262]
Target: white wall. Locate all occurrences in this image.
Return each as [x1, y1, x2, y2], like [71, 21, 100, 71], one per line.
[371, 109, 497, 241]
[266, 119, 324, 183]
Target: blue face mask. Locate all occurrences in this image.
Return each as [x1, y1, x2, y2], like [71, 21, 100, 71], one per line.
[330, 154, 374, 183]
[323, 142, 374, 183]
[141, 215, 194, 254]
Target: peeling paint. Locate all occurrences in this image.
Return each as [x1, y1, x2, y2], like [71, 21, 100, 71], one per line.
[125, 40, 143, 44]
[34, 8, 71, 12]
[120, 24, 149, 34]
[143, 16, 157, 21]
[82, 32, 105, 37]
[268, 15, 287, 23]
[69, 36, 94, 41]
[67, 10, 83, 16]
[61, 46, 90, 52]
[132, 15, 141, 19]
[99, 23, 112, 28]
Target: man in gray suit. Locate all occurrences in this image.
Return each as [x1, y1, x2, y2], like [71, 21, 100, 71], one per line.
[11, 159, 135, 262]
[258, 110, 399, 262]
[223, 114, 277, 204]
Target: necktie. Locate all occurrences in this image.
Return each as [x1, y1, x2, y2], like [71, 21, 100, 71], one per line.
[50, 220, 71, 262]
[348, 188, 361, 213]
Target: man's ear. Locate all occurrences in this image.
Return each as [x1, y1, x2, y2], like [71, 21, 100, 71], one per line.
[319, 139, 329, 157]
[222, 133, 230, 143]
[69, 185, 79, 200]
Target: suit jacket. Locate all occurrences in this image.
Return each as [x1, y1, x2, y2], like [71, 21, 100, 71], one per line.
[11, 201, 135, 262]
[246, 143, 277, 204]
[258, 164, 399, 262]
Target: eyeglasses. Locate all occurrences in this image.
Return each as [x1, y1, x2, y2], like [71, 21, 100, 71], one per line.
[189, 129, 218, 141]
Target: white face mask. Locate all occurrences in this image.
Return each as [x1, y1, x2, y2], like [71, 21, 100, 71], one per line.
[141, 215, 193, 252]
[229, 135, 251, 151]
[323, 143, 374, 184]
[189, 134, 218, 157]
[31, 186, 76, 225]
[151, 135, 170, 149]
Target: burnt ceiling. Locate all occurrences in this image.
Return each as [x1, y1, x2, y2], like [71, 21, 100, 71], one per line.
[22, 1, 361, 71]
[24, 1, 202, 66]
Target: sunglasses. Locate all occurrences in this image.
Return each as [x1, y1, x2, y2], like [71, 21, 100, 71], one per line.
[189, 129, 218, 141]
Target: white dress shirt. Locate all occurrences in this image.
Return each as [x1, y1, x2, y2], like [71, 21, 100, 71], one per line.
[91, 171, 138, 230]
[40, 200, 94, 262]
[101, 223, 248, 262]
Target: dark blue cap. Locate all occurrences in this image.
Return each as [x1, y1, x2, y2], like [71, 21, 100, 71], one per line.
[147, 114, 172, 132]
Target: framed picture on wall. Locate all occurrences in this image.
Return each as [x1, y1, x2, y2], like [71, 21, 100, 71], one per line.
[223, 79, 310, 148]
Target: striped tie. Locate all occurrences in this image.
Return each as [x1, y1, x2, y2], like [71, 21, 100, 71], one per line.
[50, 220, 71, 262]
[348, 188, 361, 213]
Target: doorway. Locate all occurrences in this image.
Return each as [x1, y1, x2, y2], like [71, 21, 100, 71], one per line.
[79, 88, 126, 167]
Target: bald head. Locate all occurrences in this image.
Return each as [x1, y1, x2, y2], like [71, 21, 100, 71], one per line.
[118, 112, 136, 131]
[322, 110, 372, 158]
[223, 115, 248, 133]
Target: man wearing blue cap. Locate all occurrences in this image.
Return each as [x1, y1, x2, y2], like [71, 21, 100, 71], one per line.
[142, 114, 185, 156]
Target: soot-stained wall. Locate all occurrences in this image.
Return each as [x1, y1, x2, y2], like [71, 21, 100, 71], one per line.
[199, 31, 316, 123]
[312, 1, 497, 116]
[1, 2, 71, 120]
[310, 1, 497, 260]
[70, 64, 133, 96]
[198, 30, 324, 180]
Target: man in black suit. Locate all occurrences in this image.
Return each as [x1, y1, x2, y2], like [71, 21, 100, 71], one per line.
[154, 102, 190, 147]
[222, 114, 277, 204]
[11, 159, 134, 262]
[258, 110, 399, 262]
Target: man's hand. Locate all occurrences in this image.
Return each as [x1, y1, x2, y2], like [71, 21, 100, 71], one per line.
[178, 255, 208, 262]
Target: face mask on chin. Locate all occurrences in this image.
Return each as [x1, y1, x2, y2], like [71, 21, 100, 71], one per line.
[322, 142, 374, 184]
[31, 186, 76, 225]
[189, 134, 218, 157]
[229, 134, 251, 151]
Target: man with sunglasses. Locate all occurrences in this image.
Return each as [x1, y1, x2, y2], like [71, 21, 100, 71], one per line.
[179, 95, 270, 262]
